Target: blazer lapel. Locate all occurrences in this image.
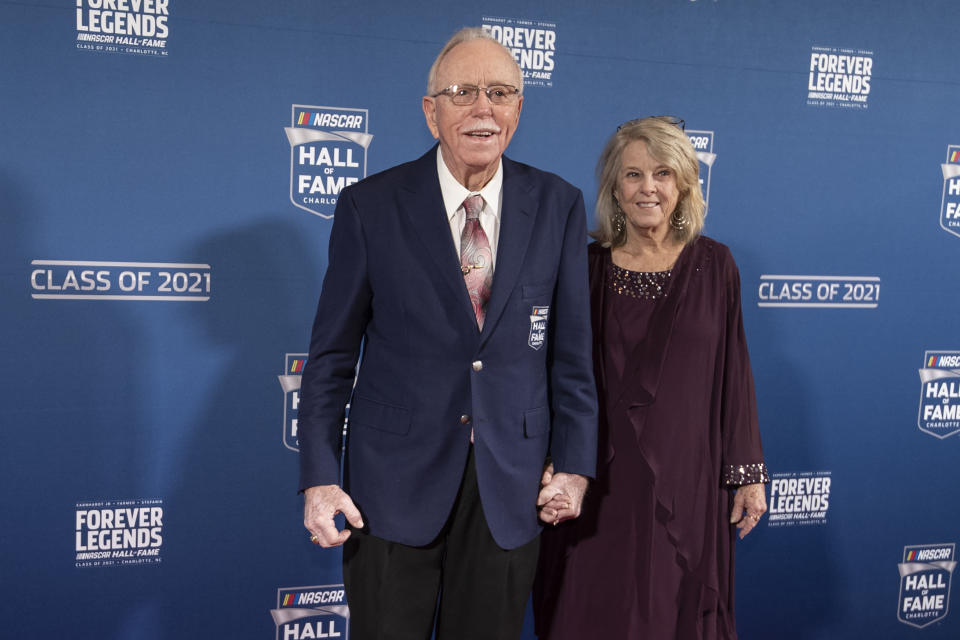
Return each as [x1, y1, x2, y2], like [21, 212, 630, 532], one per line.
[398, 149, 479, 328]
[479, 158, 536, 344]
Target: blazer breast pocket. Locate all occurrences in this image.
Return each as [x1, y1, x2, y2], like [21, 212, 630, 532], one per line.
[348, 395, 411, 435]
[522, 280, 554, 300]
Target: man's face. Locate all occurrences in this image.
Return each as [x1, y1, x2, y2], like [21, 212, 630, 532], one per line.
[422, 39, 523, 188]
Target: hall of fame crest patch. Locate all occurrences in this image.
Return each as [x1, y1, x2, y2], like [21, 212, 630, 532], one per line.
[528, 306, 549, 350]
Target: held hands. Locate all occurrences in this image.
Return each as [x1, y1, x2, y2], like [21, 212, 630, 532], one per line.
[304, 484, 364, 548]
[537, 462, 588, 526]
[729, 482, 767, 539]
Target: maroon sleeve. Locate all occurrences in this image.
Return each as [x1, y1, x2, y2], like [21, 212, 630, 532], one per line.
[718, 246, 769, 486]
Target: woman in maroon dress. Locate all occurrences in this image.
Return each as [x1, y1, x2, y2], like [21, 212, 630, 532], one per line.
[534, 117, 768, 640]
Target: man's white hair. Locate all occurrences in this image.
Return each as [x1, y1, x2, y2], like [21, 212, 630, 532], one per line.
[426, 26, 524, 95]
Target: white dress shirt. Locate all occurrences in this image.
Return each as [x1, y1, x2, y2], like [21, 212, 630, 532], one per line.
[436, 147, 502, 268]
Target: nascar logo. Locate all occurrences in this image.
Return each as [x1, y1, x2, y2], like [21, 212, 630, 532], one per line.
[898, 544, 956, 628]
[687, 129, 715, 212]
[917, 350, 960, 439]
[278, 353, 307, 451]
[285, 105, 372, 219]
[271, 585, 349, 640]
[940, 145, 960, 239]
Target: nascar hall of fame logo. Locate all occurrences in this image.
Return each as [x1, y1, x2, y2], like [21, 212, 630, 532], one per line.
[30, 260, 211, 301]
[285, 105, 372, 219]
[687, 130, 715, 212]
[278, 353, 306, 451]
[806, 46, 873, 110]
[75, 0, 170, 57]
[766, 471, 831, 527]
[917, 350, 960, 439]
[482, 17, 556, 88]
[74, 499, 164, 568]
[271, 585, 349, 640]
[940, 145, 960, 239]
[898, 543, 956, 628]
[757, 275, 880, 309]
[528, 306, 549, 350]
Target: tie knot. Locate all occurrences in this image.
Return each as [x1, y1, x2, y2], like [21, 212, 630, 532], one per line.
[462, 194, 484, 221]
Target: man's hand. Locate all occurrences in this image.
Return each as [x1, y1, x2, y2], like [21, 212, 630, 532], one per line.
[537, 463, 588, 525]
[304, 484, 364, 548]
[729, 482, 767, 539]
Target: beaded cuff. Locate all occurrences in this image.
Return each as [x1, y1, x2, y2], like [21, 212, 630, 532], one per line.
[723, 462, 770, 486]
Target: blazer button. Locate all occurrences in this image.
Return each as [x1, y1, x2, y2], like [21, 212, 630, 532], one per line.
[460, 414, 471, 424]
[472, 360, 483, 372]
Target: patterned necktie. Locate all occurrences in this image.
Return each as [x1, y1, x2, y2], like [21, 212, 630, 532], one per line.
[459, 194, 493, 329]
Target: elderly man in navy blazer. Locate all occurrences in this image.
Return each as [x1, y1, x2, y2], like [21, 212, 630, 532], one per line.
[299, 26, 597, 640]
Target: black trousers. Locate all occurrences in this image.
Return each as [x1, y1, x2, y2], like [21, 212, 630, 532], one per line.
[342, 446, 540, 640]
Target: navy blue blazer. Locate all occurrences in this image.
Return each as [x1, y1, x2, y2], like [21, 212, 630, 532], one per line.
[298, 146, 597, 550]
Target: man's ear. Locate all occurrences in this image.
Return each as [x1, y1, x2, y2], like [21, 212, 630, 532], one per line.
[422, 97, 440, 139]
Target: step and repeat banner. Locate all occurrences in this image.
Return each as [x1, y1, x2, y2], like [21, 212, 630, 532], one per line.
[1, 1, 957, 638]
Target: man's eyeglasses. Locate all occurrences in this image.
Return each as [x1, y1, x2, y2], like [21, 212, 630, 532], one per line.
[617, 116, 685, 132]
[432, 84, 521, 106]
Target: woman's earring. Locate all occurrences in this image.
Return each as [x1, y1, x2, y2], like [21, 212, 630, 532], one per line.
[669, 209, 688, 231]
[613, 199, 625, 236]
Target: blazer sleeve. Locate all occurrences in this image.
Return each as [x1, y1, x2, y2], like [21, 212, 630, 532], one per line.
[718, 247, 768, 486]
[546, 189, 599, 478]
[298, 187, 372, 492]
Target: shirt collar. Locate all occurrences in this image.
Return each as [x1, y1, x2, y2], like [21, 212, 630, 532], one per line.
[436, 147, 503, 221]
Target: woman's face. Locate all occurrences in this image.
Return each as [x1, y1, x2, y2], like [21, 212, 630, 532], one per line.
[614, 140, 680, 239]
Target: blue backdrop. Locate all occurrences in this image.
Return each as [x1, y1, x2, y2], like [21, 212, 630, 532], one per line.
[2, 1, 958, 638]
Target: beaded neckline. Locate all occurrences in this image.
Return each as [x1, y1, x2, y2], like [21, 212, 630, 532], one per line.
[608, 262, 672, 300]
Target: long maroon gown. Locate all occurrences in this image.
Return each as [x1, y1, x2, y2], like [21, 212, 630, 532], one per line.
[534, 237, 767, 640]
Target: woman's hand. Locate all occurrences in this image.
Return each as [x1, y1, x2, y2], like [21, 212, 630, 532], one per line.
[729, 482, 767, 539]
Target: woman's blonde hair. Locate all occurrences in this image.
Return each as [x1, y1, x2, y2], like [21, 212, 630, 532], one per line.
[591, 116, 706, 247]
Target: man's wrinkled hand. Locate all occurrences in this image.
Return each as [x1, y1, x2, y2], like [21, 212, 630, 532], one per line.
[537, 471, 588, 525]
[304, 484, 364, 548]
